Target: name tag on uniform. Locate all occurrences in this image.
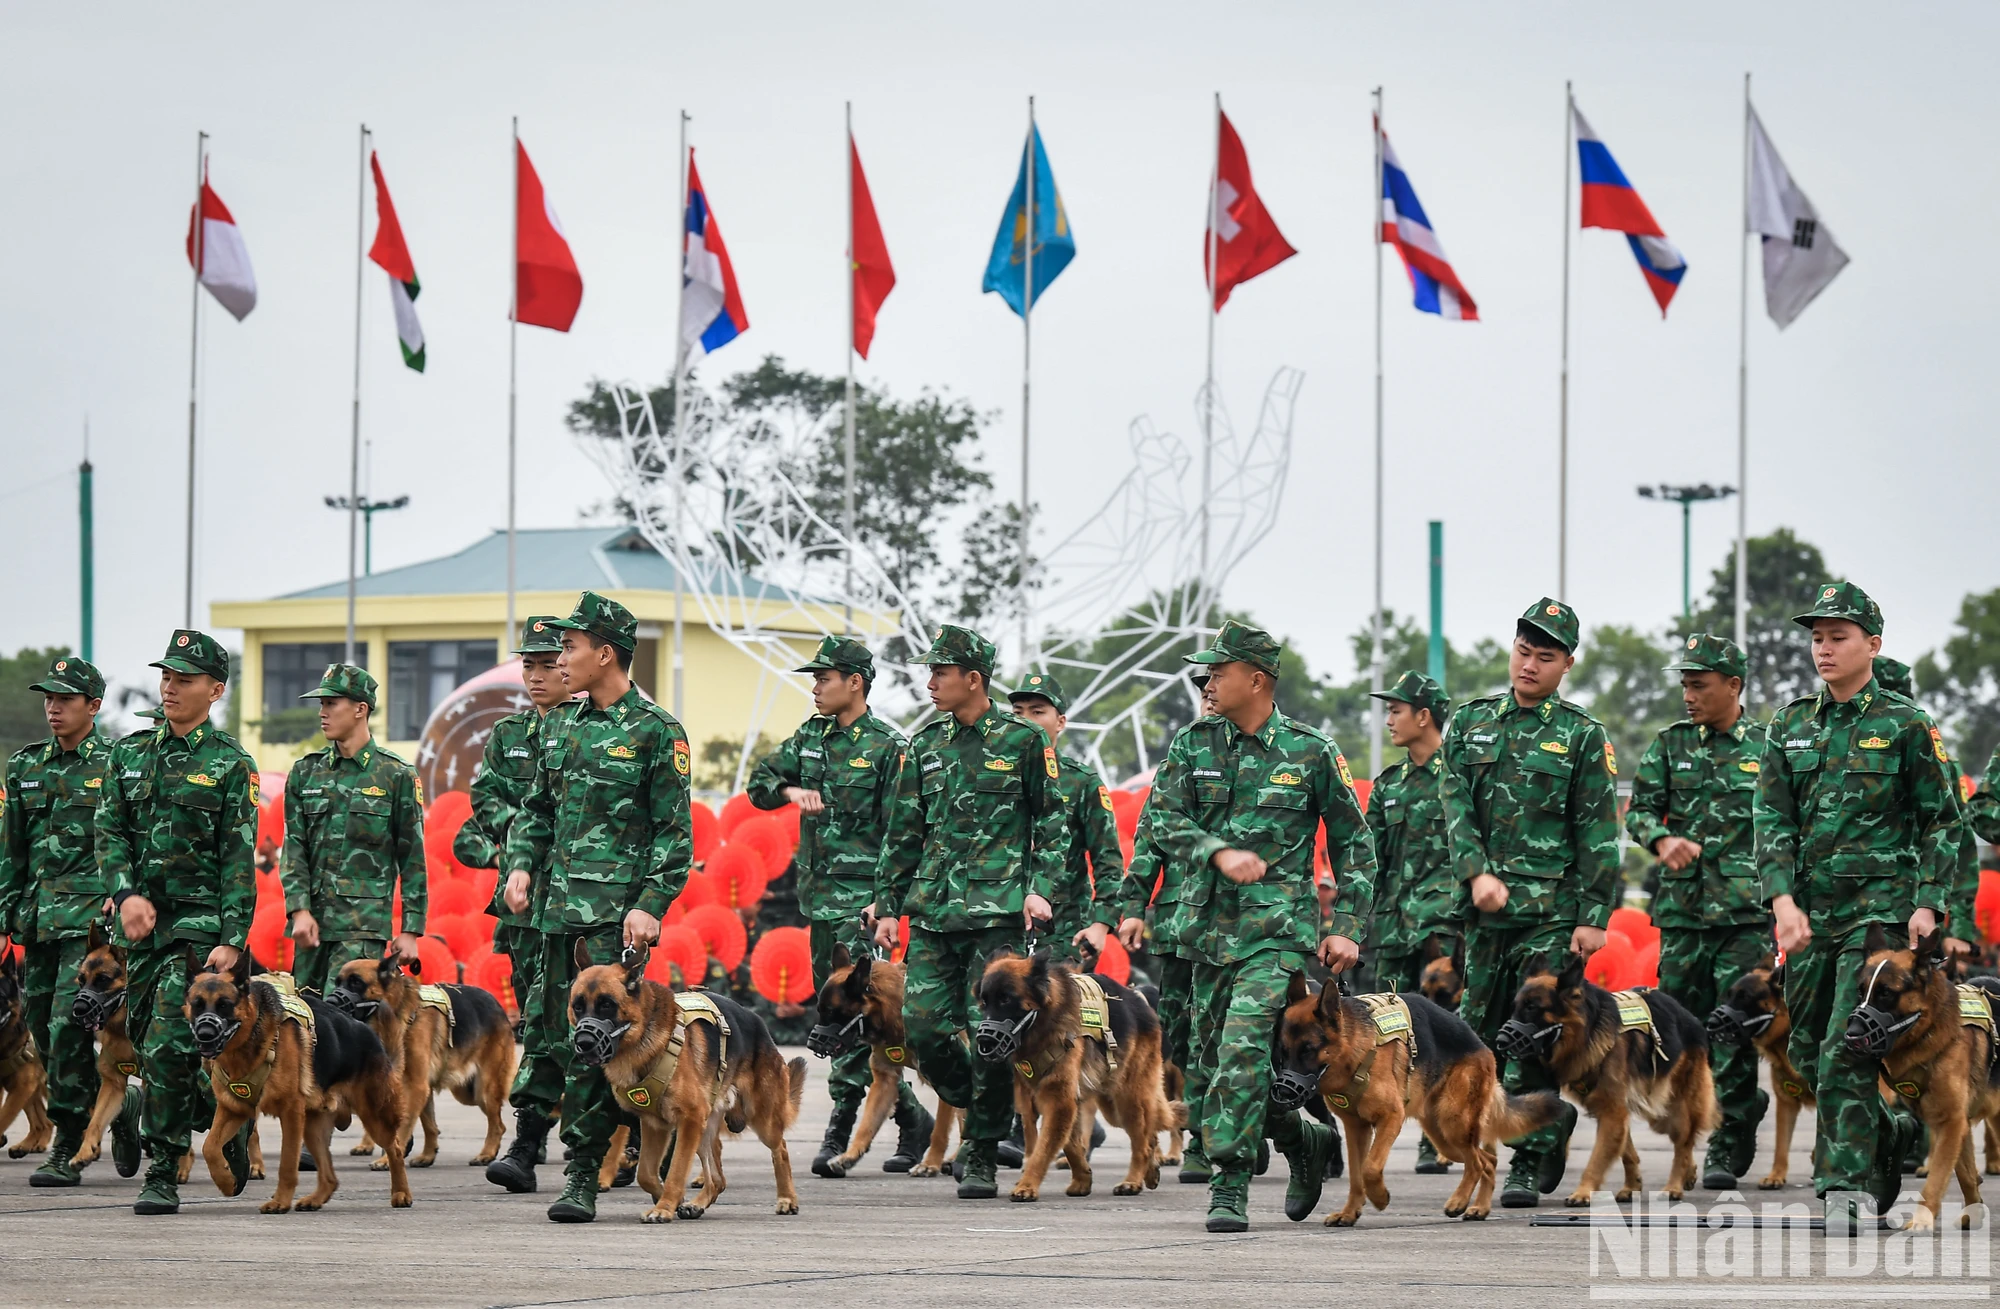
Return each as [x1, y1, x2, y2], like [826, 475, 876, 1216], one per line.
[17, 780, 39, 790]
[802, 749, 823, 759]
[1192, 768, 1223, 779]
[1468, 733, 1496, 745]
[1785, 739, 1813, 750]
[505, 747, 531, 759]
[1674, 761, 1693, 771]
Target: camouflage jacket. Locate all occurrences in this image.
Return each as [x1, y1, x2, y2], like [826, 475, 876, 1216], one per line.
[1443, 692, 1621, 932]
[1146, 709, 1376, 965]
[746, 709, 904, 923]
[1363, 751, 1482, 953]
[281, 739, 427, 939]
[2, 729, 114, 942]
[1625, 719, 1769, 931]
[873, 702, 1067, 932]
[1967, 744, 2000, 849]
[455, 709, 543, 929]
[505, 689, 693, 931]
[1946, 767, 1979, 943]
[96, 722, 258, 948]
[1755, 678, 1958, 937]
[1053, 752, 1125, 921]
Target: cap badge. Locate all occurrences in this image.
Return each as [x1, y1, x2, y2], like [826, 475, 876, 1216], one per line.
[1822, 586, 1837, 600]
[1546, 604, 1562, 616]
[533, 621, 544, 632]
[1686, 637, 1698, 650]
[55, 660, 67, 671]
[177, 635, 189, 647]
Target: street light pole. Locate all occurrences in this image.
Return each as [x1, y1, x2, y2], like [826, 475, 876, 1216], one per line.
[1636, 483, 1737, 629]
[324, 493, 410, 577]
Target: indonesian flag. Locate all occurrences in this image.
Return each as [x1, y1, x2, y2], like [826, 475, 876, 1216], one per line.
[1205, 110, 1296, 311]
[366, 152, 425, 371]
[515, 139, 583, 332]
[849, 135, 895, 360]
[185, 171, 256, 321]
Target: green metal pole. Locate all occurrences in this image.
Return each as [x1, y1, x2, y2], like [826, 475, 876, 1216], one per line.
[1682, 498, 1692, 626]
[79, 458, 94, 660]
[364, 506, 373, 577]
[1427, 520, 1445, 688]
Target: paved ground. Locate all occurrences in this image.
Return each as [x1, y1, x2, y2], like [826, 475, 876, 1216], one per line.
[2, 1055, 1991, 1307]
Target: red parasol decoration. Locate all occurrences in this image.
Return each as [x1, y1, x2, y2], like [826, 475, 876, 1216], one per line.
[1093, 935, 1131, 985]
[718, 792, 760, 837]
[750, 925, 816, 1003]
[734, 814, 796, 876]
[411, 934, 459, 985]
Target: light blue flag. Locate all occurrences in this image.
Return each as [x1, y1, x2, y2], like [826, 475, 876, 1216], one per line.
[982, 125, 1075, 316]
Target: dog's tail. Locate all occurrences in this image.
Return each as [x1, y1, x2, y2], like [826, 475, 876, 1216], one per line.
[785, 1056, 808, 1127]
[1483, 1086, 1564, 1142]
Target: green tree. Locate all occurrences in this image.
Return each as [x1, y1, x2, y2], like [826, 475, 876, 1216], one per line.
[1915, 586, 2000, 773]
[1567, 625, 1679, 766]
[1687, 528, 1831, 714]
[0, 646, 69, 762]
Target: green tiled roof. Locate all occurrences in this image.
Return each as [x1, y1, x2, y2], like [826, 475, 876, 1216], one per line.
[281, 527, 745, 599]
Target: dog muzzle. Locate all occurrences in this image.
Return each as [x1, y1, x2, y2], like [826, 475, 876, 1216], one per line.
[974, 1010, 1037, 1064]
[1269, 1066, 1321, 1113]
[572, 1017, 633, 1067]
[191, 1013, 241, 1059]
[1844, 1004, 1918, 1059]
[807, 1013, 864, 1060]
[71, 987, 126, 1032]
[1494, 1018, 1562, 1062]
[324, 989, 379, 1020]
[1704, 1004, 1773, 1047]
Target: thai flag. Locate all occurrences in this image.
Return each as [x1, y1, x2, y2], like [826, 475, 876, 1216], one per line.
[680, 151, 749, 361]
[1572, 103, 1686, 315]
[1378, 121, 1477, 321]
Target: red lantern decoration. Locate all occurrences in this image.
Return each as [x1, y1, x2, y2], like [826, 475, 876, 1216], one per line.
[471, 950, 517, 1014]
[1351, 777, 1373, 813]
[750, 926, 816, 1004]
[1093, 935, 1131, 985]
[431, 913, 491, 964]
[682, 904, 749, 972]
[734, 814, 795, 877]
[1630, 940, 1661, 989]
[1607, 906, 1658, 951]
[666, 873, 721, 926]
[412, 934, 459, 984]
[690, 800, 721, 863]
[1584, 936, 1635, 990]
[648, 925, 710, 988]
[703, 843, 770, 911]
[423, 790, 474, 873]
[248, 902, 293, 972]
[718, 792, 759, 838]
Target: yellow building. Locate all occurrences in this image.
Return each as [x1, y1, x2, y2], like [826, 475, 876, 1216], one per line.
[211, 526, 834, 775]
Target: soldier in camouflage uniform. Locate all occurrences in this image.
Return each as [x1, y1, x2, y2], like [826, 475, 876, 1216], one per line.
[459, 617, 568, 1192]
[503, 591, 691, 1222]
[282, 664, 426, 994]
[747, 636, 934, 1177]
[868, 625, 1067, 1200]
[97, 630, 260, 1215]
[1625, 634, 1770, 1190]
[1873, 658, 1981, 959]
[1359, 670, 1480, 1173]
[1007, 670, 1125, 961]
[1147, 621, 1377, 1232]
[1, 655, 142, 1186]
[1757, 585, 1960, 1223]
[1446, 599, 1618, 1208]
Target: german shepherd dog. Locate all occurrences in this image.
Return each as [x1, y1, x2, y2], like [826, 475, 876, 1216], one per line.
[1966, 974, 2000, 1176]
[1273, 975, 1562, 1224]
[973, 952, 1185, 1203]
[1498, 957, 1718, 1206]
[807, 947, 958, 1177]
[1419, 937, 1465, 1011]
[0, 950, 52, 1158]
[185, 952, 412, 1212]
[329, 956, 516, 1169]
[68, 923, 145, 1175]
[569, 947, 806, 1222]
[1844, 926, 2000, 1230]
[1706, 960, 1815, 1189]
[1130, 980, 1189, 1166]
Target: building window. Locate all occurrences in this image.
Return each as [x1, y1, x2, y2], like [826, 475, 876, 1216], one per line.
[262, 643, 350, 717]
[388, 640, 497, 740]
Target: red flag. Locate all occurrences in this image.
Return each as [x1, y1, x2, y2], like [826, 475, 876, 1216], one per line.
[366, 151, 416, 283]
[1204, 111, 1296, 311]
[849, 136, 895, 359]
[515, 139, 582, 332]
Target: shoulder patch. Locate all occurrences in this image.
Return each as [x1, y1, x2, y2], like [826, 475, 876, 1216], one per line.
[1334, 753, 1354, 789]
[1603, 742, 1616, 777]
[1044, 746, 1059, 781]
[1928, 724, 1949, 766]
[1098, 785, 1114, 812]
[673, 738, 691, 776]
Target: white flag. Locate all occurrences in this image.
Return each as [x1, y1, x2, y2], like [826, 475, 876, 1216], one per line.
[1747, 106, 1848, 329]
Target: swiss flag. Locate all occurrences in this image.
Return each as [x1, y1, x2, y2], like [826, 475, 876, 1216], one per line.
[849, 135, 895, 360]
[1205, 111, 1296, 311]
[515, 140, 583, 332]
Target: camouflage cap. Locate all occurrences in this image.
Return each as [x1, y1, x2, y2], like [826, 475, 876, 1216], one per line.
[151, 629, 230, 682]
[1519, 598, 1580, 653]
[29, 654, 106, 701]
[912, 624, 997, 678]
[548, 589, 638, 652]
[298, 662, 379, 709]
[1793, 581, 1883, 636]
[513, 616, 565, 655]
[795, 635, 875, 681]
[1009, 669, 1071, 714]
[1663, 633, 1748, 680]
[1182, 619, 1282, 679]
[135, 706, 165, 722]
[1368, 670, 1448, 721]
[1872, 655, 1914, 697]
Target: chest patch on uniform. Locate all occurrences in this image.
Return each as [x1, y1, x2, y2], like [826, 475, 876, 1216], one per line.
[983, 758, 1016, 772]
[187, 774, 217, 787]
[849, 756, 873, 768]
[801, 749, 823, 759]
[359, 786, 387, 796]
[1268, 770, 1302, 786]
[1468, 733, 1496, 745]
[85, 776, 102, 789]
[1674, 761, 1694, 771]
[1858, 737, 1891, 750]
[1539, 741, 1569, 755]
[1739, 761, 1760, 773]
[604, 744, 636, 759]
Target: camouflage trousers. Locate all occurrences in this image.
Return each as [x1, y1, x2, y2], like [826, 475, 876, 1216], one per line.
[811, 918, 878, 1108]
[495, 924, 558, 1119]
[1658, 924, 1769, 1169]
[1188, 950, 1312, 1171]
[514, 928, 632, 1172]
[23, 936, 94, 1134]
[1039, 903, 1093, 966]
[124, 940, 216, 1162]
[1154, 951, 1198, 1137]
[903, 923, 1023, 1142]
[290, 937, 388, 996]
[1459, 921, 1571, 1170]
[1785, 922, 1901, 1197]
[1359, 931, 1460, 996]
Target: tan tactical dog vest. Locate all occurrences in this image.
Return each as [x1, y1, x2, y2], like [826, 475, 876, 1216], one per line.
[1324, 993, 1416, 1111]
[1015, 974, 1121, 1082]
[229, 973, 317, 1104]
[416, 982, 454, 1034]
[1886, 984, 1998, 1103]
[620, 991, 730, 1112]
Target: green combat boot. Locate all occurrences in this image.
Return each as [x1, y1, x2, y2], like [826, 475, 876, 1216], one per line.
[813, 1101, 859, 1178]
[111, 1085, 144, 1177]
[1178, 1138, 1213, 1184]
[220, 1122, 253, 1197]
[1276, 1117, 1335, 1222]
[956, 1139, 999, 1199]
[1535, 1102, 1578, 1194]
[1500, 1152, 1541, 1209]
[133, 1155, 182, 1215]
[547, 1163, 600, 1223]
[882, 1085, 934, 1174]
[1205, 1169, 1251, 1233]
[29, 1129, 81, 1188]
[1414, 1132, 1450, 1175]
[1702, 1132, 1741, 1192]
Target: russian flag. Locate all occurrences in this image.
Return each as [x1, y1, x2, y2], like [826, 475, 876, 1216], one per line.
[1378, 120, 1477, 321]
[680, 151, 749, 360]
[1573, 103, 1686, 315]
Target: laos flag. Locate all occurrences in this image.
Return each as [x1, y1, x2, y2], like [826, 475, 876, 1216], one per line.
[680, 151, 749, 361]
[1573, 103, 1686, 316]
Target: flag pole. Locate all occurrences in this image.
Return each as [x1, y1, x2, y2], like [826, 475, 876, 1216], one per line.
[1734, 72, 1752, 652]
[670, 110, 691, 721]
[1557, 81, 1573, 599]
[1201, 93, 1219, 599]
[346, 123, 369, 666]
[184, 130, 207, 629]
[843, 100, 856, 636]
[506, 116, 520, 653]
[1019, 95, 1035, 673]
[1369, 88, 1385, 777]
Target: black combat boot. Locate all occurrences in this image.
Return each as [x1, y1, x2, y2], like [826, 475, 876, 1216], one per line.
[110, 1084, 144, 1177]
[813, 1101, 859, 1178]
[882, 1084, 934, 1174]
[486, 1108, 552, 1193]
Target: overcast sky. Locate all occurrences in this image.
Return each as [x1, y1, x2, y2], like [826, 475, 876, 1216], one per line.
[6, 2, 1996, 706]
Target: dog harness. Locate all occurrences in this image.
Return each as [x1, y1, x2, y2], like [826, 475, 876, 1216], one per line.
[415, 983, 455, 1034]
[618, 991, 730, 1112]
[224, 973, 317, 1105]
[1884, 985, 1997, 1103]
[1013, 975, 1121, 1083]
[0, 1030, 39, 1082]
[1564, 989, 1664, 1100]
[1323, 994, 1416, 1111]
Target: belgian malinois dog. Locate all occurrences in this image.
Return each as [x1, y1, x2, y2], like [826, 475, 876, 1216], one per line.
[330, 955, 516, 1169]
[1273, 975, 1563, 1224]
[569, 946, 806, 1223]
[0, 949, 51, 1159]
[973, 951, 1185, 1203]
[1498, 957, 1717, 1206]
[1706, 960, 1815, 1190]
[1419, 936, 1465, 1012]
[1965, 974, 2000, 1176]
[185, 953, 411, 1212]
[807, 947, 958, 1177]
